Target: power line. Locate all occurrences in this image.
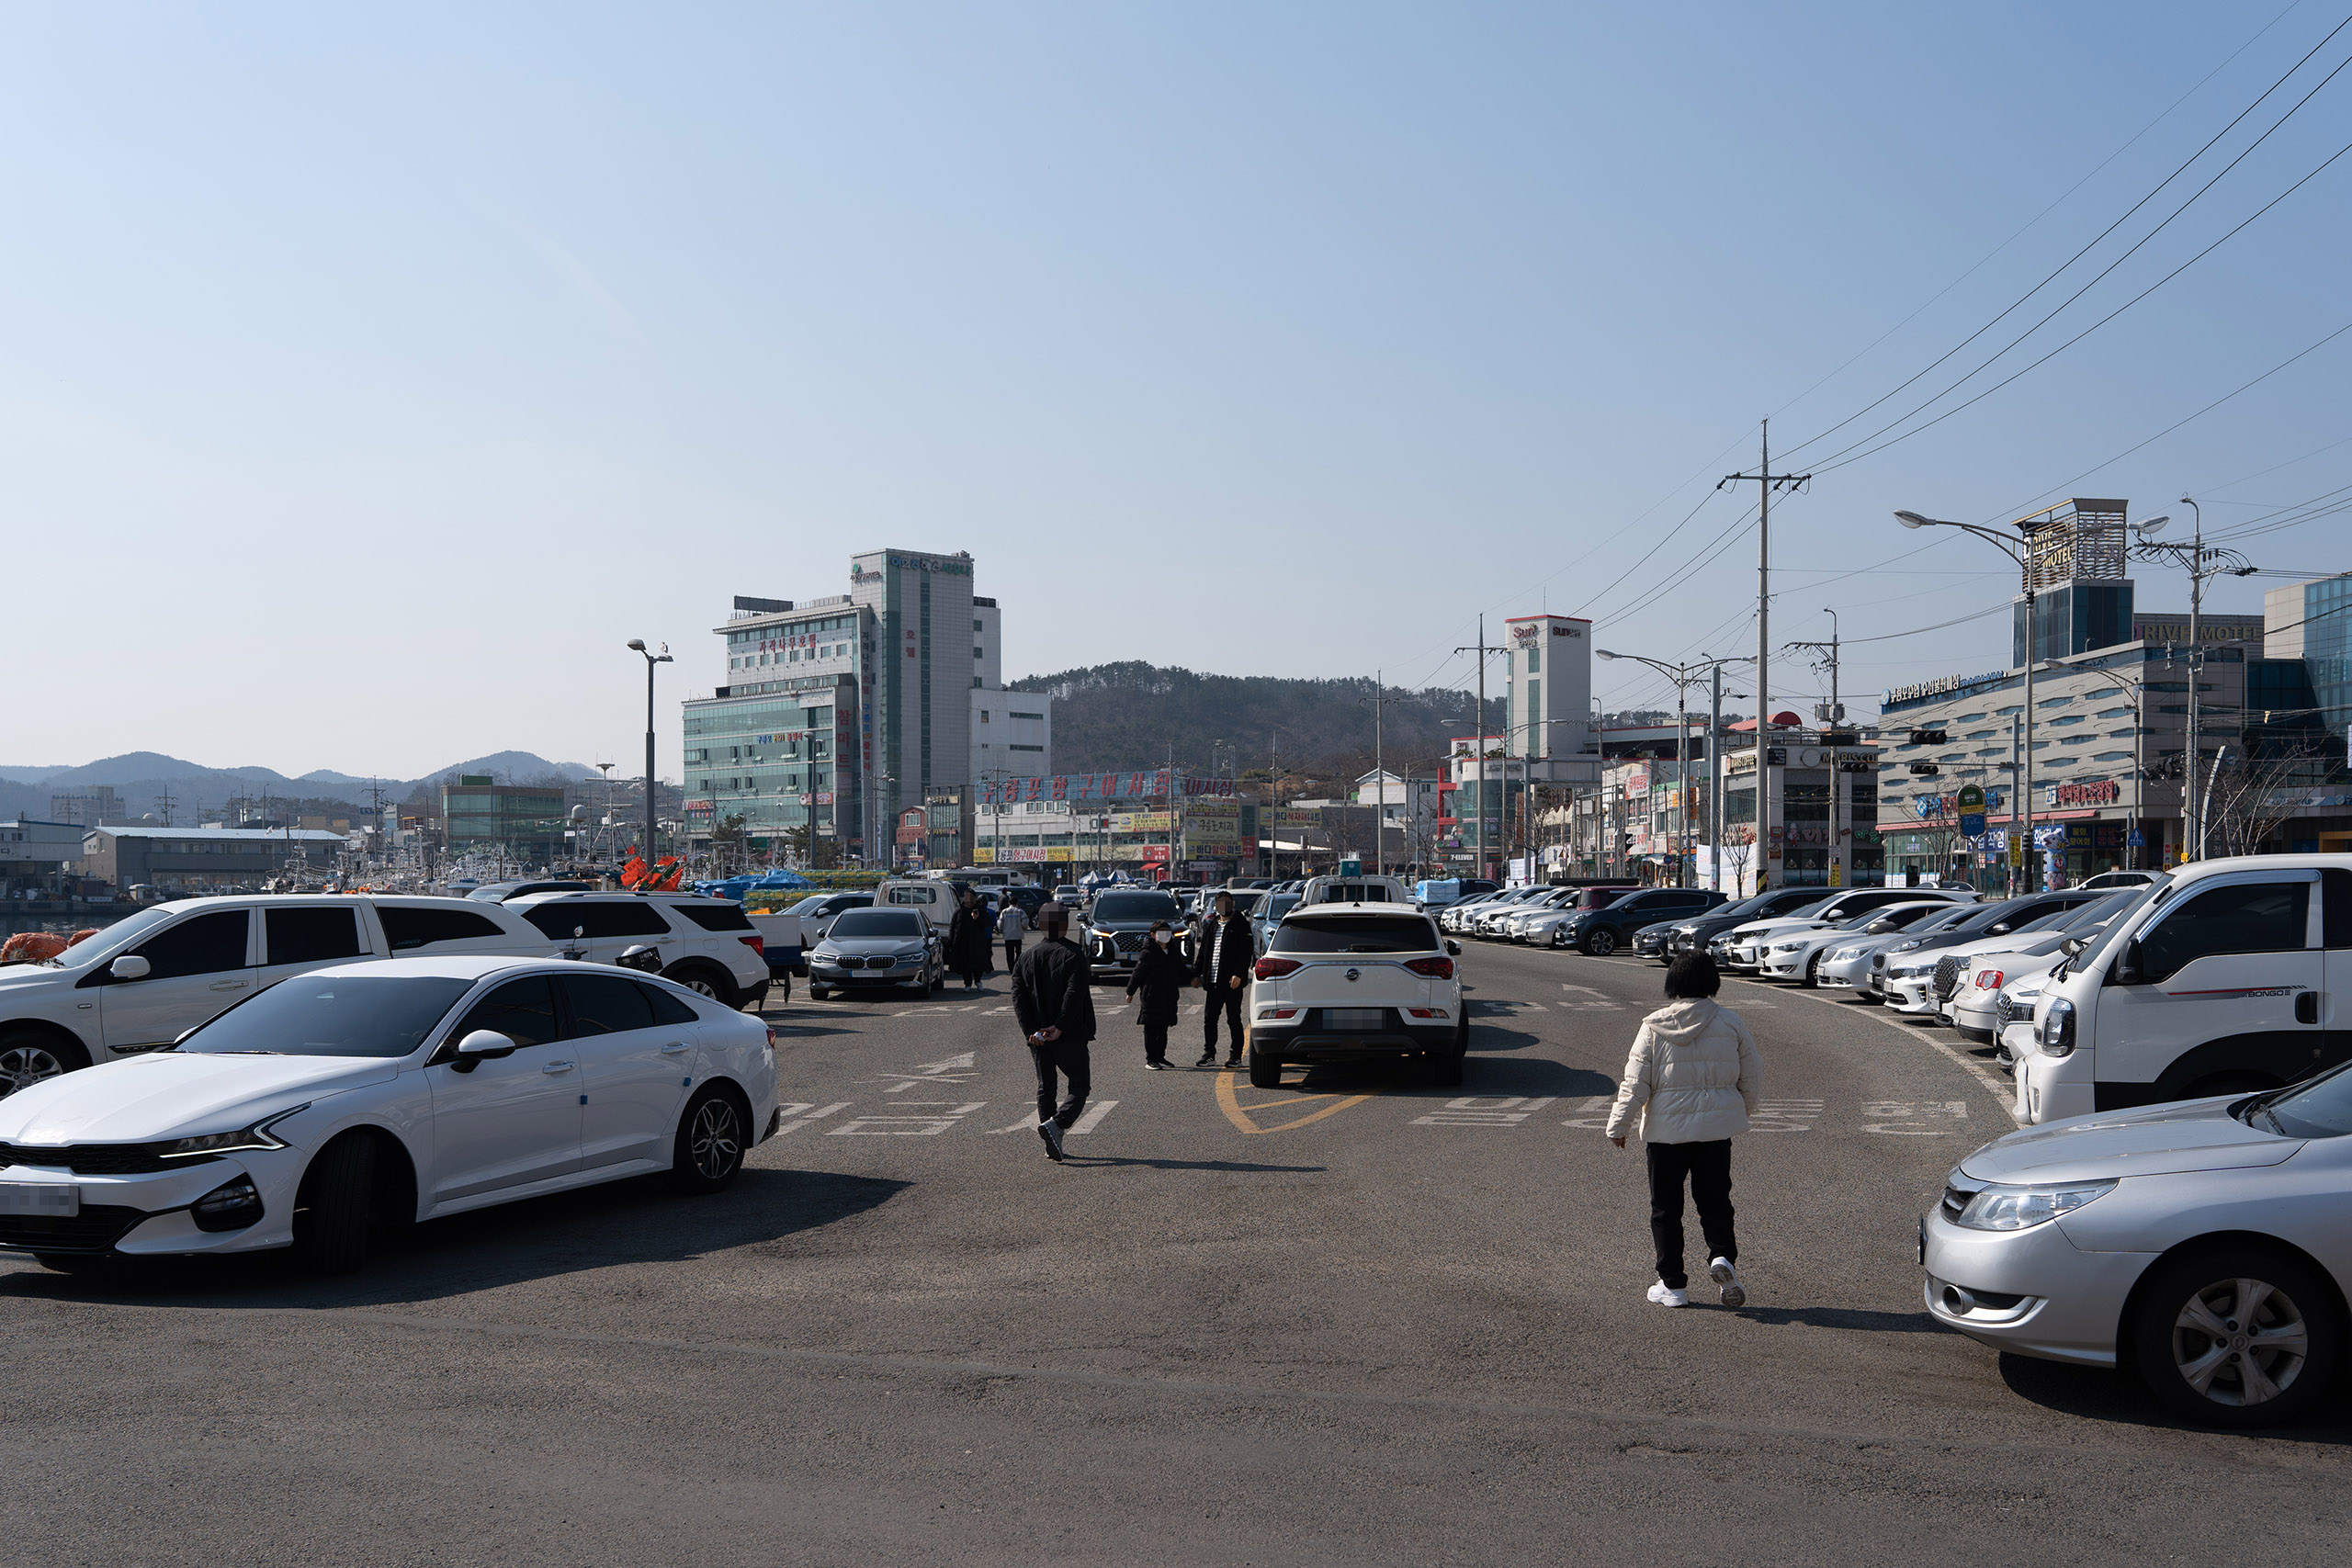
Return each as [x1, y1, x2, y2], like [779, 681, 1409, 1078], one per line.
[1777, 11, 2352, 468]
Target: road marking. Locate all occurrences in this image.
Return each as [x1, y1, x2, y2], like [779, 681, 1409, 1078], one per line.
[875, 1051, 978, 1092]
[773, 1101, 852, 1134]
[1861, 1100, 1970, 1135]
[1750, 1098, 1823, 1133]
[1412, 1095, 1556, 1127]
[1744, 978, 2025, 1126]
[1558, 1094, 1616, 1129]
[831, 1100, 987, 1135]
[1068, 1100, 1118, 1134]
[1213, 1069, 1380, 1134]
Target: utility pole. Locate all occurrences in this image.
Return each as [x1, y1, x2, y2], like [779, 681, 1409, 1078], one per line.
[1709, 666, 1724, 892]
[1374, 671, 1385, 877]
[1722, 422, 1810, 890]
[1454, 617, 1498, 882]
[2132, 497, 2255, 864]
[1787, 611, 1845, 887]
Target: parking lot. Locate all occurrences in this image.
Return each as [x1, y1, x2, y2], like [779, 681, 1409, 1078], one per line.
[10, 939, 2352, 1563]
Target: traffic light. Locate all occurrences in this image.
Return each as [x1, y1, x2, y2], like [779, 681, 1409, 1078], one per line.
[1908, 728, 1948, 746]
[1907, 761, 1941, 776]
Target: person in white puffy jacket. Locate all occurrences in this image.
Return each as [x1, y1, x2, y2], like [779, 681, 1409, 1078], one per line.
[1605, 953, 1763, 1309]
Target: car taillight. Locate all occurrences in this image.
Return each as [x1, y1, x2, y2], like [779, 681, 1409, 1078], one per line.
[1406, 1006, 1450, 1019]
[1975, 970, 2003, 989]
[741, 935, 765, 956]
[763, 1023, 777, 1050]
[1253, 956, 1301, 980]
[1256, 1006, 1299, 1020]
[1404, 956, 1454, 979]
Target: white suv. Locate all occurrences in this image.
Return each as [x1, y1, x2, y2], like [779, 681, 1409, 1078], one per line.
[0, 895, 550, 1094]
[1298, 874, 1414, 907]
[1246, 905, 1467, 1089]
[507, 893, 772, 1010]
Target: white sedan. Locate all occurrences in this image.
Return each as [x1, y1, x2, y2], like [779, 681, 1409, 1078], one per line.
[0, 956, 778, 1273]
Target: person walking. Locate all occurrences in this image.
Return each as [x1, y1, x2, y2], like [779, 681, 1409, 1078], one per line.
[1012, 901, 1095, 1161]
[1125, 919, 1185, 1069]
[946, 886, 994, 991]
[1603, 953, 1761, 1308]
[1192, 889, 1256, 1068]
[996, 894, 1029, 973]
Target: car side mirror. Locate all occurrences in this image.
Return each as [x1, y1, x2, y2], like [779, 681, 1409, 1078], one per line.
[2109, 941, 2143, 987]
[1988, 922, 2010, 934]
[108, 953, 152, 982]
[449, 1029, 518, 1073]
[616, 943, 662, 974]
[2061, 935, 2086, 957]
[1446, 940, 1462, 956]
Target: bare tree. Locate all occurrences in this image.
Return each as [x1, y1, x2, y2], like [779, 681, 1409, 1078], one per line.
[2202, 741, 2324, 860]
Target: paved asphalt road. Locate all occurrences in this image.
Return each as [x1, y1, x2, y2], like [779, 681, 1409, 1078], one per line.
[9, 940, 2352, 1563]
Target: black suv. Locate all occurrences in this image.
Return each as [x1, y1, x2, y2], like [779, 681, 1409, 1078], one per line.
[1555, 887, 1725, 955]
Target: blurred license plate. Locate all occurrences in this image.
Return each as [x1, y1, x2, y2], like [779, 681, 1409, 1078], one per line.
[0, 1183, 79, 1217]
[1322, 1010, 1385, 1031]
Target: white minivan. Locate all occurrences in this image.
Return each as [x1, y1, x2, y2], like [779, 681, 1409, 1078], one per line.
[2015, 855, 2352, 1124]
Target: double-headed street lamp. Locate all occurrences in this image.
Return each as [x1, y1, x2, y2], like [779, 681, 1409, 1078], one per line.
[1892, 508, 2163, 891]
[626, 639, 673, 872]
[1595, 649, 1752, 889]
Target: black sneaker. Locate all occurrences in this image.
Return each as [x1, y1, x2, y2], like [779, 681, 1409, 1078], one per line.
[1194, 1053, 1216, 1067]
[1037, 1120, 1066, 1161]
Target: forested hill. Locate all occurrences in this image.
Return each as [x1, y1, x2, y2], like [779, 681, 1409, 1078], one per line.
[1011, 662, 1503, 780]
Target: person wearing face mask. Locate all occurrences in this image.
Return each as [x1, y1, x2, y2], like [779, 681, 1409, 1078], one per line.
[1125, 919, 1186, 1070]
[1192, 889, 1257, 1068]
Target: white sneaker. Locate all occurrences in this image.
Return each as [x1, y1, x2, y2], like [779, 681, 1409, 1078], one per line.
[1645, 1281, 1690, 1308]
[1709, 1257, 1746, 1308]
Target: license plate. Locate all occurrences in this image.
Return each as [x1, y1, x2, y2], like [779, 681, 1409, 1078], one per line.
[1322, 1009, 1385, 1031]
[0, 1183, 79, 1218]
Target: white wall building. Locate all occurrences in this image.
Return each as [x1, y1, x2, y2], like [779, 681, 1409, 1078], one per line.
[972, 686, 1052, 780]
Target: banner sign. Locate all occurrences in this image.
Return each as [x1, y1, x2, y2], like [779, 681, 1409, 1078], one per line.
[979, 772, 1239, 806]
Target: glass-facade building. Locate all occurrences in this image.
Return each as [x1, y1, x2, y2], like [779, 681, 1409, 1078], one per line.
[439, 777, 569, 864]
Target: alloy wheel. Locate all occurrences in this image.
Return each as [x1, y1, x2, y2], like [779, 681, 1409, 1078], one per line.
[0, 1044, 67, 1099]
[689, 1098, 742, 1181]
[2172, 1277, 2311, 1407]
[684, 977, 721, 999]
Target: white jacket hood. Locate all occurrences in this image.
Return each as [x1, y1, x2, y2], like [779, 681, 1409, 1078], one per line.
[1603, 997, 1764, 1144]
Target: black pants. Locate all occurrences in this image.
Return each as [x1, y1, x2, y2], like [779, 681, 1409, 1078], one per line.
[1203, 984, 1245, 1056]
[1003, 939, 1023, 970]
[1029, 1038, 1091, 1129]
[1645, 1138, 1736, 1291]
[1142, 1021, 1169, 1064]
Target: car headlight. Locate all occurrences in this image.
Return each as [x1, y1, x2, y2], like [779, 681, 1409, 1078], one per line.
[1829, 946, 1863, 962]
[1954, 1179, 2113, 1231]
[1771, 940, 1805, 953]
[162, 1105, 307, 1159]
[2038, 996, 2076, 1056]
[1893, 939, 1924, 953]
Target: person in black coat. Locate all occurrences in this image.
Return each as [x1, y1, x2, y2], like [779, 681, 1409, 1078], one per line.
[1125, 919, 1186, 1070]
[1192, 889, 1257, 1068]
[946, 887, 995, 990]
[1012, 902, 1097, 1161]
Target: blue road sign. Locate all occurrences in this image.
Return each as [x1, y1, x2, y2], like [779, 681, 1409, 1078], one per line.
[1960, 812, 1986, 837]
[2127, 829, 2146, 848]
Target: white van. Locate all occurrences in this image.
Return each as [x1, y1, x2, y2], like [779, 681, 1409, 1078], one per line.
[2015, 854, 2352, 1124]
[875, 877, 962, 934]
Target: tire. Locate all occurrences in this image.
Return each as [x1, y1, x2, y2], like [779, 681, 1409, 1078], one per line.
[0, 1030, 89, 1100]
[808, 986, 829, 1001]
[1247, 1045, 1283, 1089]
[664, 962, 739, 1010]
[292, 1134, 378, 1276]
[671, 1087, 748, 1194]
[1581, 928, 1618, 957]
[2132, 1246, 2341, 1427]
[1802, 953, 1823, 989]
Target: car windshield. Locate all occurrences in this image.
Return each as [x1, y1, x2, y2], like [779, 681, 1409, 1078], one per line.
[2052, 893, 2127, 930]
[2247, 1062, 2352, 1138]
[177, 975, 474, 1058]
[829, 910, 926, 941]
[1093, 893, 1179, 922]
[784, 894, 835, 916]
[1272, 914, 1437, 954]
[39, 905, 181, 966]
[1908, 904, 1980, 935]
[1833, 905, 1901, 930]
[1261, 894, 1300, 922]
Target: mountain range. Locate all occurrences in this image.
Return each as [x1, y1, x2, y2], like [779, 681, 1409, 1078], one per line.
[0, 751, 599, 823]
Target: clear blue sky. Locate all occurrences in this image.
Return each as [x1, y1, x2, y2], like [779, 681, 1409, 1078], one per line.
[4, 3, 2346, 778]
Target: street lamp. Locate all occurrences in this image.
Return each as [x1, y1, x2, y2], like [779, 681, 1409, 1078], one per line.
[626, 639, 673, 873]
[2134, 496, 2256, 861]
[1597, 649, 1751, 889]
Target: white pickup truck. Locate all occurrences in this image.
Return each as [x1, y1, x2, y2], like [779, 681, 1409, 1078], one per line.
[0, 895, 554, 1096]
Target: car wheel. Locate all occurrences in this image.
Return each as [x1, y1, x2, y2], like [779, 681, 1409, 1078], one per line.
[2132, 1246, 2341, 1427]
[1802, 953, 1822, 989]
[808, 986, 829, 1001]
[1581, 928, 1617, 957]
[664, 963, 739, 1010]
[671, 1087, 748, 1194]
[1247, 1045, 1283, 1089]
[292, 1134, 378, 1276]
[0, 1031, 88, 1099]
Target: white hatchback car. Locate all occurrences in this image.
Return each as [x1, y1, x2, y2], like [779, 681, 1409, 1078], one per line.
[0, 955, 778, 1273]
[1246, 905, 1466, 1089]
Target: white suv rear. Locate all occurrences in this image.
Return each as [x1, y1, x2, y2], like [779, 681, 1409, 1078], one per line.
[508, 893, 771, 1010]
[1246, 906, 1466, 1089]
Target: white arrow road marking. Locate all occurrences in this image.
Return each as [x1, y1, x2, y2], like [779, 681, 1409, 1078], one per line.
[1068, 1100, 1118, 1134]
[773, 1102, 852, 1134]
[876, 1051, 979, 1092]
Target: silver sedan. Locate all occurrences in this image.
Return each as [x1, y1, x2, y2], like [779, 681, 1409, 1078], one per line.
[1922, 1070, 2352, 1427]
[1815, 902, 1982, 998]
